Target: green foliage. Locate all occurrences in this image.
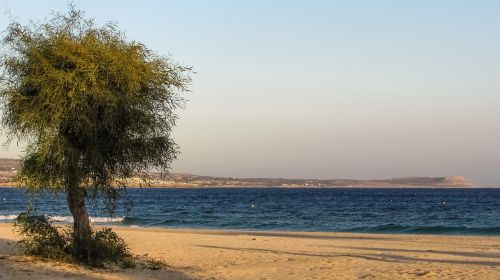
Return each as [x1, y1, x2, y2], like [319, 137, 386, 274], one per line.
[14, 212, 72, 261]
[2, 6, 190, 266]
[0, 6, 191, 203]
[83, 227, 133, 267]
[14, 212, 134, 267]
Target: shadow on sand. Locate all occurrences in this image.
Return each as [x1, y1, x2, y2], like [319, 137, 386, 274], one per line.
[192, 229, 396, 241]
[197, 244, 500, 267]
[0, 237, 193, 280]
[330, 245, 500, 260]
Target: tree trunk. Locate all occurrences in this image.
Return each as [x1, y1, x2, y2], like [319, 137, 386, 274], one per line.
[67, 186, 92, 254]
[65, 156, 92, 256]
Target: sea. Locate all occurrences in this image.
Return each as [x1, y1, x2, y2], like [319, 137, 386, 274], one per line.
[0, 187, 499, 236]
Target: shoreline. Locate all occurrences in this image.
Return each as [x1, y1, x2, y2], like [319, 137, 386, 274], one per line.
[74, 224, 500, 239]
[0, 183, 488, 188]
[1, 222, 500, 279]
[1, 218, 499, 237]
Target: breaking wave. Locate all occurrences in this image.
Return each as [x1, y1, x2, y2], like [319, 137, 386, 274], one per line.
[0, 214, 124, 224]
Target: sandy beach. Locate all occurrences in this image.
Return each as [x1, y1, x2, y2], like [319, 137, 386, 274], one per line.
[0, 223, 499, 279]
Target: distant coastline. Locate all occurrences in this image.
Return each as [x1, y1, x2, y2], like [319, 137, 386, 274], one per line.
[101, 174, 475, 188]
[0, 158, 476, 188]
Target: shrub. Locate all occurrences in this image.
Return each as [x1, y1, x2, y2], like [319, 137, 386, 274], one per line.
[14, 212, 133, 267]
[80, 228, 134, 268]
[14, 212, 72, 262]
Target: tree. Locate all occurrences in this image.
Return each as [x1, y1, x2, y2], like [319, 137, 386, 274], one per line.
[0, 7, 190, 257]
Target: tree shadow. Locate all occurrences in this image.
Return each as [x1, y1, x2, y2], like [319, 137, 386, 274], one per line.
[0, 236, 17, 255]
[0, 237, 193, 280]
[329, 245, 500, 259]
[0, 255, 103, 280]
[197, 244, 500, 267]
[360, 253, 500, 266]
[195, 230, 395, 241]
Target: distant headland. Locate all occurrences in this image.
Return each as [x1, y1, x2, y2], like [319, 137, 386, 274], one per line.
[0, 158, 475, 188]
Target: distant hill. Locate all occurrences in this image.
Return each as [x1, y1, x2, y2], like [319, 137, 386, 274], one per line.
[0, 158, 475, 187]
[0, 158, 20, 170]
[145, 174, 475, 188]
[0, 158, 20, 182]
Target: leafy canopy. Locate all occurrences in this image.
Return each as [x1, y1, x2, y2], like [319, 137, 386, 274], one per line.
[0, 8, 191, 200]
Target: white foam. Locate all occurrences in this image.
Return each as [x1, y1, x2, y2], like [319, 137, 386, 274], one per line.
[0, 214, 124, 223]
[50, 215, 125, 223]
[0, 214, 18, 221]
[49, 215, 74, 223]
[90, 216, 125, 223]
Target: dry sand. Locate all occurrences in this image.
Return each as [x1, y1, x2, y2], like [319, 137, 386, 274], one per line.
[0, 223, 499, 279]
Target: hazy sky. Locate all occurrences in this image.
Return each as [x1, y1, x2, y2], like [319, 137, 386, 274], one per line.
[1, 1, 499, 186]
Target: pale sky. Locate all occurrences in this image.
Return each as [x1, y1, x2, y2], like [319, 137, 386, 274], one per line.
[1, 1, 499, 186]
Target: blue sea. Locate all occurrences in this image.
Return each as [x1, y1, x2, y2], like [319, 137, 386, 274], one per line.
[0, 187, 499, 236]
